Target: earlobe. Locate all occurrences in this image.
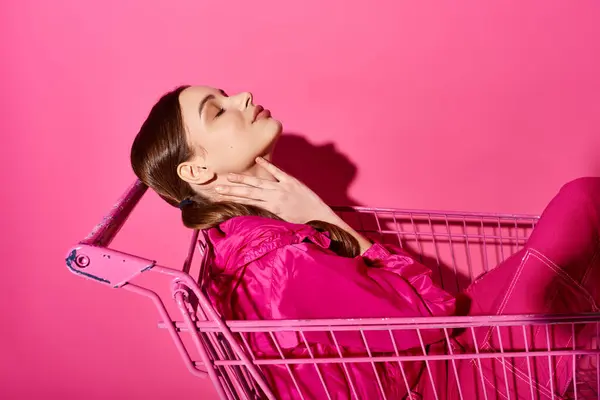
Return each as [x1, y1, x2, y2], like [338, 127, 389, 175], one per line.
[177, 161, 215, 185]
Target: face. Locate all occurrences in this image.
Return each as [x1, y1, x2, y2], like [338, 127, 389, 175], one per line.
[177, 86, 282, 186]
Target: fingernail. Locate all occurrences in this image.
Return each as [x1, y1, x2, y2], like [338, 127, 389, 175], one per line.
[228, 173, 237, 179]
[256, 156, 264, 162]
[215, 186, 225, 192]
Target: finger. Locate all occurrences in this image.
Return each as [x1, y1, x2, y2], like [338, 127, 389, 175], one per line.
[255, 157, 288, 182]
[216, 194, 263, 207]
[215, 184, 271, 200]
[227, 173, 276, 188]
[215, 193, 277, 213]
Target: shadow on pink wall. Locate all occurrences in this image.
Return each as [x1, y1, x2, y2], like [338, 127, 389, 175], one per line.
[274, 132, 472, 296]
[274, 132, 360, 207]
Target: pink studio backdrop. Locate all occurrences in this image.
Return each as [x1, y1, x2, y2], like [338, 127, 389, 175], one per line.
[2, 1, 600, 399]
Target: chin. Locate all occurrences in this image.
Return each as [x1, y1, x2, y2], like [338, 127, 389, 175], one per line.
[265, 118, 283, 140]
[262, 125, 282, 157]
[270, 118, 283, 135]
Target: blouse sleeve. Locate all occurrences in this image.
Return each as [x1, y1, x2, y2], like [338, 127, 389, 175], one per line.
[272, 240, 457, 353]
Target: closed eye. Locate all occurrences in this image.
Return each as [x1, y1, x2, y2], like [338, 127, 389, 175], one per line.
[215, 108, 225, 118]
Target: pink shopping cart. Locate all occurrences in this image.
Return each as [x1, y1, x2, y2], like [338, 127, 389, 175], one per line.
[66, 180, 599, 399]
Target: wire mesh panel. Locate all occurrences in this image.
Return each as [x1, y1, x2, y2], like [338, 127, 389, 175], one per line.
[169, 315, 599, 400]
[66, 182, 599, 399]
[333, 207, 538, 293]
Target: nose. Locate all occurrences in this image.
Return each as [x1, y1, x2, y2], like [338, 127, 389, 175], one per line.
[235, 91, 253, 108]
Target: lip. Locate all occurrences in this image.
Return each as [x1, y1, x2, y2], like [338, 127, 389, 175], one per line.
[252, 106, 270, 122]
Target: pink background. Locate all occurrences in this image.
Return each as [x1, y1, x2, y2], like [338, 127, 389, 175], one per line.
[2, 1, 600, 398]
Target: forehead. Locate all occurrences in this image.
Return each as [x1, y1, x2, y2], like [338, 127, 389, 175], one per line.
[179, 85, 221, 109]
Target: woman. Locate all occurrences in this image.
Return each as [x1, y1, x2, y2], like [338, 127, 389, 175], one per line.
[130, 85, 599, 399]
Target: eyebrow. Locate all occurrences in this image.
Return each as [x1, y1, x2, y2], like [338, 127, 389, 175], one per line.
[198, 89, 227, 119]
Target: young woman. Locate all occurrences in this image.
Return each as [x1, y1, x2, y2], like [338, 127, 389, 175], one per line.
[130, 85, 599, 399]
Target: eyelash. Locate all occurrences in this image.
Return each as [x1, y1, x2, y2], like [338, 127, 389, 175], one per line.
[215, 108, 225, 118]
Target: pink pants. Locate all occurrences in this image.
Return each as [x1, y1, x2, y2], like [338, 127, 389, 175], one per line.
[422, 178, 600, 399]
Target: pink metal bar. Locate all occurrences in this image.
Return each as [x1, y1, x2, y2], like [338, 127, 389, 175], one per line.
[122, 284, 208, 378]
[546, 325, 557, 398]
[470, 327, 489, 400]
[358, 329, 388, 400]
[462, 218, 475, 284]
[329, 330, 360, 400]
[297, 330, 333, 400]
[444, 216, 461, 292]
[211, 350, 600, 366]
[391, 212, 404, 249]
[267, 331, 305, 400]
[171, 313, 600, 332]
[480, 219, 490, 273]
[416, 328, 440, 400]
[522, 325, 536, 399]
[82, 180, 147, 247]
[494, 325, 512, 400]
[409, 213, 424, 258]
[182, 230, 200, 275]
[513, 218, 521, 257]
[333, 204, 537, 220]
[235, 332, 263, 399]
[173, 289, 228, 399]
[496, 218, 503, 262]
[153, 266, 277, 399]
[597, 322, 599, 398]
[68, 179, 600, 399]
[66, 244, 155, 288]
[387, 329, 415, 398]
[572, 323, 579, 400]
[443, 328, 464, 400]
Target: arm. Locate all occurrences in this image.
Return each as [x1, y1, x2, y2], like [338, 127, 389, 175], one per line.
[215, 157, 377, 254]
[271, 239, 457, 353]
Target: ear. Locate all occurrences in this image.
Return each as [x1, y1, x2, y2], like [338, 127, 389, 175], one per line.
[177, 160, 215, 185]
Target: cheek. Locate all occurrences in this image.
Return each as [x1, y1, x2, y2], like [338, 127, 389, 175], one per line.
[207, 124, 274, 173]
[217, 132, 258, 171]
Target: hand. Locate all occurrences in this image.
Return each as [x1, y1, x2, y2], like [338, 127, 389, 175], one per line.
[215, 157, 335, 224]
[215, 157, 374, 254]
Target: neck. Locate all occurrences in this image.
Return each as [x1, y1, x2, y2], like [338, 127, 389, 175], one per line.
[198, 159, 277, 200]
[245, 161, 277, 181]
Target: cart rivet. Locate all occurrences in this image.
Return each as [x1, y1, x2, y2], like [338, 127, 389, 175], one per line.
[75, 255, 90, 268]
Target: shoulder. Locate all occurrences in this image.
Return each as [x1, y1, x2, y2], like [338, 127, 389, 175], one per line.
[218, 215, 303, 237]
[205, 216, 333, 271]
